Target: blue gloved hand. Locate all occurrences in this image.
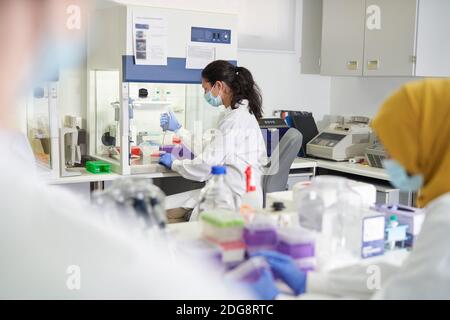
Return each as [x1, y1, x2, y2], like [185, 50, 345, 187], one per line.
[159, 153, 175, 169]
[247, 268, 280, 300]
[252, 251, 307, 296]
[160, 111, 182, 132]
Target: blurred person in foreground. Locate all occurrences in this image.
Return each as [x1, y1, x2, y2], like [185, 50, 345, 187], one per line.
[0, 0, 249, 299]
[250, 79, 450, 300]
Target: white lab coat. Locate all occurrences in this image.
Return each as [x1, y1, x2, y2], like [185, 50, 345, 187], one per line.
[171, 100, 267, 219]
[306, 192, 450, 300]
[0, 130, 249, 299]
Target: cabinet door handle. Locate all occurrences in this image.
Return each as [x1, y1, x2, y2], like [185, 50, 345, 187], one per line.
[347, 60, 359, 70]
[367, 60, 380, 70]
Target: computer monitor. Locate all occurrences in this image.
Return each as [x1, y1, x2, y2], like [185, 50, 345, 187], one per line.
[287, 111, 319, 157]
[258, 118, 290, 157]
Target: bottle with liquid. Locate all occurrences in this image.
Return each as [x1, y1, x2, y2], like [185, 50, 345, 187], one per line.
[240, 166, 260, 222]
[194, 166, 238, 221]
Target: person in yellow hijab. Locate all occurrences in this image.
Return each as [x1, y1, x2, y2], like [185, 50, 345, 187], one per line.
[372, 78, 450, 208]
[250, 79, 450, 300]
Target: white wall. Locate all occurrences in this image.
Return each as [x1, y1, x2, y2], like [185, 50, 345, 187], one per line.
[329, 77, 419, 118]
[239, 51, 330, 119]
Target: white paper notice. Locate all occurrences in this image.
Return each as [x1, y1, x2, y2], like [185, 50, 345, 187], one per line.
[133, 15, 168, 66]
[186, 44, 216, 70]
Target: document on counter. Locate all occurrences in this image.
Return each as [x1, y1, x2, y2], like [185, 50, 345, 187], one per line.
[133, 14, 168, 66]
[186, 44, 216, 70]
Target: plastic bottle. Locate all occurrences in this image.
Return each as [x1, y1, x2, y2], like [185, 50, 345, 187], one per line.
[240, 166, 260, 222]
[388, 215, 399, 250]
[296, 176, 363, 270]
[196, 166, 238, 220]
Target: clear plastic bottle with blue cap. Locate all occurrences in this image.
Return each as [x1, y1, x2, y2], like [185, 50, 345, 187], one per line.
[196, 166, 238, 220]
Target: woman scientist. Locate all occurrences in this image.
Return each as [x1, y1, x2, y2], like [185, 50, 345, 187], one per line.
[159, 60, 267, 222]
[249, 78, 450, 300]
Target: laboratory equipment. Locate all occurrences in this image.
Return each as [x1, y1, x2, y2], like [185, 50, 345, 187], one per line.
[217, 242, 247, 266]
[60, 115, 82, 177]
[201, 210, 246, 265]
[258, 118, 290, 157]
[160, 137, 194, 161]
[266, 191, 296, 213]
[86, 161, 112, 174]
[365, 142, 388, 169]
[307, 116, 372, 161]
[361, 214, 386, 258]
[266, 202, 300, 228]
[26, 82, 60, 177]
[201, 210, 245, 244]
[92, 177, 167, 230]
[276, 228, 316, 272]
[243, 216, 278, 254]
[87, 2, 238, 175]
[372, 204, 425, 247]
[240, 166, 260, 221]
[196, 166, 238, 221]
[276, 111, 319, 157]
[385, 215, 408, 251]
[295, 176, 364, 269]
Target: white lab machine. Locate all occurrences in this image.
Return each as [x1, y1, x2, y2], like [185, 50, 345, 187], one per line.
[307, 117, 372, 161]
[87, 2, 238, 175]
[365, 142, 388, 169]
[60, 116, 82, 177]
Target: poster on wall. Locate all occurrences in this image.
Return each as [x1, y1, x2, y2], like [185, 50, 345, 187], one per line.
[133, 14, 168, 66]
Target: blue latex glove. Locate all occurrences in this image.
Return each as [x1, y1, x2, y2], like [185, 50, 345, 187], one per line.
[247, 268, 280, 300]
[159, 153, 175, 169]
[160, 111, 182, 132]
[252, 251, 307, 296]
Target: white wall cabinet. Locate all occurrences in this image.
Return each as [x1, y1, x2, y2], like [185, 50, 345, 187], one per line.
[363, 0, 417, 77]
[320, 0, 366, 76]
[320, 0, 450, 77]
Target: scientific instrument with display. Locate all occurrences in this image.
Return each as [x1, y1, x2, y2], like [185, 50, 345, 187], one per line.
[307, 117, 372, 161]
[87, 2, 238, 175]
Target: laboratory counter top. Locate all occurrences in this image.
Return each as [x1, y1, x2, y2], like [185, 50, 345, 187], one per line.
[306, 158, 389, 181]
[41, 166, 179, 186]
[42, 158, 388, 185]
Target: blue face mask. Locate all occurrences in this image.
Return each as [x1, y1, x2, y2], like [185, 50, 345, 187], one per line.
[383, 159, 424, 192]
[204, 85, 223, 107]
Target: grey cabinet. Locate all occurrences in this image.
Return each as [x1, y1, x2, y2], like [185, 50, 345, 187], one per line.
[363, 0, 418, 76]
[320, 0, 450, 77]
[320, 0, 366, 76]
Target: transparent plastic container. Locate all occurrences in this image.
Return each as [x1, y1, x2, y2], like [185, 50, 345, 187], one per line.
[193, 166, 238, 221]
[276, 227, 315, 260]
[243, 215, 278, 254]
[201, 210, 245, 243]
[295, 176, 363, 270]
[92, 177, 167, 231]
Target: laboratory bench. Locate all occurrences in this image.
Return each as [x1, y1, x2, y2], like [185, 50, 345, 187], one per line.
[41, 157, 412, 206]
[41, 158, 380, 186]
[42, 159, 317, 191]
[167, 222, 409, 300]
